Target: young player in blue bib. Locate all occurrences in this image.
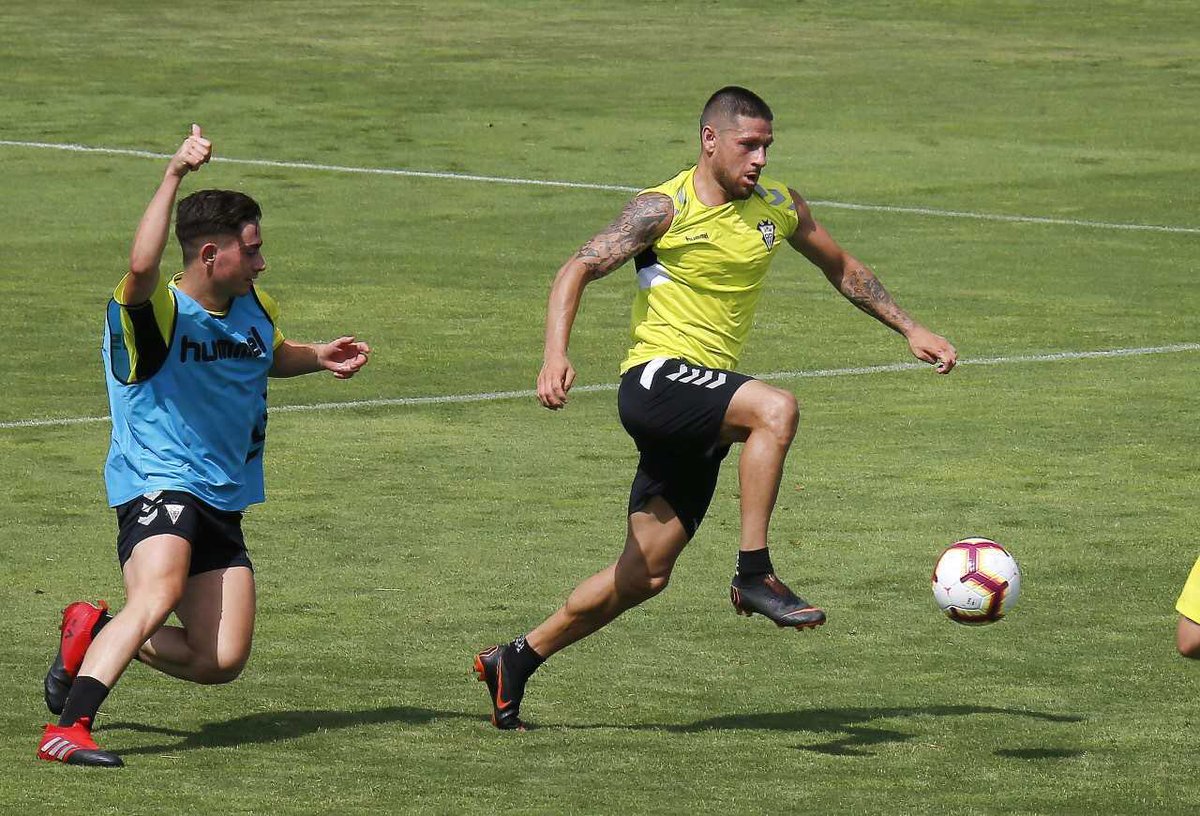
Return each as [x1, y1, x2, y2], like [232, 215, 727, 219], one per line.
[38, 126, 371, 766]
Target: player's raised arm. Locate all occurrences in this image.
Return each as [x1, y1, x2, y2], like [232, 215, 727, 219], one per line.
[785, 187, 957, 374]
[537, 192, 673, 409]
[123, 125, 212, 305]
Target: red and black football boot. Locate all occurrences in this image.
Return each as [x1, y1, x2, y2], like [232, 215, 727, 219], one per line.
[36, 717, 123, 767]
[473, 644, 527, 731]
[44, 601, 109, 715]
[730, 573, 826, 630]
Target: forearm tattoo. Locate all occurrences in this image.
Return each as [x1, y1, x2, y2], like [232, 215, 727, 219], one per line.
[841, 266, 916, 332]
[574, 194, 672, 281]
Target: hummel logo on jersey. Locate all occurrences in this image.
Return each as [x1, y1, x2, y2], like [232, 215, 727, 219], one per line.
[180, 326, 268, 364]
[684, 232, 710, 242]
[757, 219, 776, 250]
[665, 363, 728, 390]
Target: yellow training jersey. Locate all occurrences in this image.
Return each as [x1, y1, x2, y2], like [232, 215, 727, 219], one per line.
[619, 165, 799, 373]
[1178, 555, 1200, 624]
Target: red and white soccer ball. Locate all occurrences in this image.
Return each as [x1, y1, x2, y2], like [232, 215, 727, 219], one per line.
[932, 537, 1021, 625]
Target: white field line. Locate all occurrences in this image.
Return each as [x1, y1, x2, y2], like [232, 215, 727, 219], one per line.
[3, 343, 1197, 431]
[2, 139, 1198, 235]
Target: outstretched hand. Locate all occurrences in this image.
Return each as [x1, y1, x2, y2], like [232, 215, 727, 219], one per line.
[168, 123, 212, 178]
[906, 326, 958, 374]
[318, 336, 371, 379]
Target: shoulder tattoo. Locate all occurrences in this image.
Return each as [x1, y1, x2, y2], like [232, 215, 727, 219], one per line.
[574, 194, 672, 280]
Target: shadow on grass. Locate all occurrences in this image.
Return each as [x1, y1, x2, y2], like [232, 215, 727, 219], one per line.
[102, 706, 475, 756]
[102, 704, 1084, 760]
[560, 705, 1085, 757]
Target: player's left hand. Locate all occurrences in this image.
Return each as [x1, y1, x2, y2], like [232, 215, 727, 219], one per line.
[906, 326, 957, 374]
[318, 336, 371, 379]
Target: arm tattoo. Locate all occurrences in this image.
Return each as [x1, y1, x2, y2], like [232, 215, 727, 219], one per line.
[573, 194, 672, 281]
[840, 266, 916, 333]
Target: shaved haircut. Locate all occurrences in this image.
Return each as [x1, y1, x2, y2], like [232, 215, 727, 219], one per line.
[700, 86, 773, 129]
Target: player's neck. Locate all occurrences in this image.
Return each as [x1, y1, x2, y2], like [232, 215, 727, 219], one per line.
[176, 269, 233, 313]
[693, 161, 734, 207]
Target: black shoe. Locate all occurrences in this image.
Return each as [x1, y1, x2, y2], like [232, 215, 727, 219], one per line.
[730, 573, 826, 629]
[473, 644, 527, 731]
[44, 650, 71, 716]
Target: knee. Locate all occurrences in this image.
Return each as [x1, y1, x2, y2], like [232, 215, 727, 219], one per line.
[641, 571, 672, 599]
[759, 390, 799, 445]
[123, 591, 185, 632]
[190, 638, 252, 684]
[194, 653, 250, 685]
[617, 568, 671, 603]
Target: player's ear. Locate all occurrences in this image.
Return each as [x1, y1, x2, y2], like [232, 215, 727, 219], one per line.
[700, 122, 718, 155]
[200, 242, 219, 268]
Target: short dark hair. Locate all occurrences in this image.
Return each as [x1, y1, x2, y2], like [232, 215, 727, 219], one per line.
[700, 86, 773, 129]
[175, 189, 262, 264]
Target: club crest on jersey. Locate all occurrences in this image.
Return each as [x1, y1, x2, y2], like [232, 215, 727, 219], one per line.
[757, 219, 776, 250]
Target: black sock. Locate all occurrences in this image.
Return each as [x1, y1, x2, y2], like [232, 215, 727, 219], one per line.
[93, 611, 112, 637]
[507, 635, 545, 681]
[737, 547, 774, 578]
[92, 611, 130, 662]
[59, 675, 110, 727]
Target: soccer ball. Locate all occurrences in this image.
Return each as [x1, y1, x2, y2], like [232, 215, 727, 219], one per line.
[931, 537, 1021, 625]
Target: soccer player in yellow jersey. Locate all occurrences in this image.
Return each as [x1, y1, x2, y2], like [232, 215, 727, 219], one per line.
[1176, 557, 1200, 658]
[475, 87, 957, 729]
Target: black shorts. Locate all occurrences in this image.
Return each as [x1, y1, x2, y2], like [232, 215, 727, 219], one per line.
[617, 358, 753, 539]
[115, 490, 253, 577]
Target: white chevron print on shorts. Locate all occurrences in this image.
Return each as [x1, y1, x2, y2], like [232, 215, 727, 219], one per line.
[664, 362, 727, 390]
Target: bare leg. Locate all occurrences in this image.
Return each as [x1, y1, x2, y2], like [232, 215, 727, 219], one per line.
[526, 497, 689, 658]
[78, 535, 191, 687]
[720, 380, 799, 553]
[78, 534, 255, 687]
[137, 566, 255, 684]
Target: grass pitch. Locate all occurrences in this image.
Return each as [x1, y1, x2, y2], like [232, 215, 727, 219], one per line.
[1, 2, 1197, 814]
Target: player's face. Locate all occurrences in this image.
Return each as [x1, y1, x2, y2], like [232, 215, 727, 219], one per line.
[709, 115, 773, 200]
[212, 222, 266, 297]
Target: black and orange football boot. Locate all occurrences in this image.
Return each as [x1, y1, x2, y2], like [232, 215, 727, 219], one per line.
[473, 644, 528, 731]
[730, 573, 826, 630]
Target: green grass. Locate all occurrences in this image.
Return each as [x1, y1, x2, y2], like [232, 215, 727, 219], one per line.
[1, 1, 1198, 813]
